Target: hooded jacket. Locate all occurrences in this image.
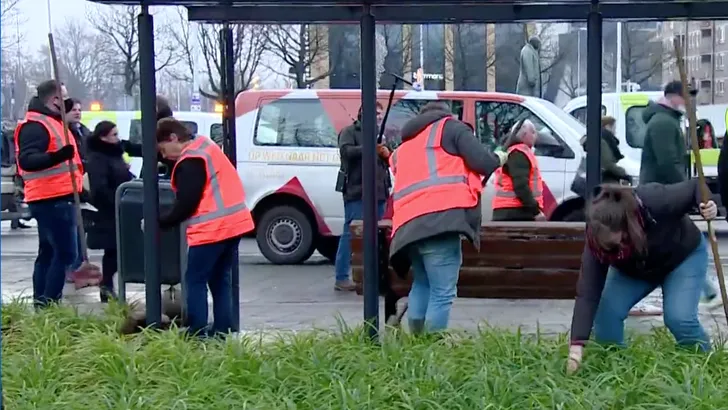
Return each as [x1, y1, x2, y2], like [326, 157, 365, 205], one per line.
[639, 100, 687, 185]
[389, 109, 501, 261]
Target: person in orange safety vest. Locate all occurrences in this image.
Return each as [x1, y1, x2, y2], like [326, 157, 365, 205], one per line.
[388, 101, 507, 334]
[153, 118, 255, 337]
[492, 119, 546, 222]
[14, 80, 83, 309]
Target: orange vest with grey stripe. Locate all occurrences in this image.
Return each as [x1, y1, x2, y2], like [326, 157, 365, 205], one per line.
[170, 136, 254, 246]
[492, 143, 544, 210]
[389, 118, 483, 236]
[13, 111, 83, 202]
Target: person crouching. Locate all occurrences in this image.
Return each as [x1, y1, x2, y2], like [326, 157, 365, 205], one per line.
[567, 179, 716, 373]
[154, 118, 255, 337]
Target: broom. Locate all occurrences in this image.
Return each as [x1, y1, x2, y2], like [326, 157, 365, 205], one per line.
[48, 33, 102, 289]
[673, 36, 728, 326]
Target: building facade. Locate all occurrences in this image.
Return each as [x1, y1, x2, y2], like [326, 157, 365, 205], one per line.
[661, 21, 728, 105]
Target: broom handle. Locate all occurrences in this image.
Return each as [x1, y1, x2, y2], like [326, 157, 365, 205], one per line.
[48, 33, 90, 263]
[674, 37, 728, 326]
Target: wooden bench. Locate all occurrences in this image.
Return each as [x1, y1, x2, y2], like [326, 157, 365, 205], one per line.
[350, 220, 585, 321]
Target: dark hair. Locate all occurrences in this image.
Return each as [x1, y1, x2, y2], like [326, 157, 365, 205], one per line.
[156, 95, 173, 121]
[586, 184, 647, 254]
[420, 101, 450, 114]
[90, 121, 117, 140]
[156, 117, 192, 143]
[357, 101, 384, 120]
[36, 80, 62, 103]
[71, 98, 82, 108]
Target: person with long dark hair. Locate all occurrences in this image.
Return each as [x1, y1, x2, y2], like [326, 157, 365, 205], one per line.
[85, 120, 134, 301]
[566, 180, 717, 373]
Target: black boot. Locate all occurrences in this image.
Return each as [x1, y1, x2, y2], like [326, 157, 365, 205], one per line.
[100, 287, 117, 303]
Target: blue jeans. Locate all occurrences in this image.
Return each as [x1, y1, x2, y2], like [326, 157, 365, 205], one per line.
[185, 236, 240, 337]
[594, 236, 711, 351]
[407, 233, 463, 333]
[71, 231, 84, 273]
[29, 199, 79, 308]
[334, 199, 386, 282]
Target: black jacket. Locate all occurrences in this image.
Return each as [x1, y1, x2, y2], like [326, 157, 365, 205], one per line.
[338, 120, 391, 202]
[69, 122, 91, 163]
[389, 109, 501, 260]
[570, 179, 705, 343]
[85, 137, 135, 250]
[16, 97, 75, 204]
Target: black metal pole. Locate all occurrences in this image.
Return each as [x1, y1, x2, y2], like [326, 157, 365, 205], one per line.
[138, 6, 161, 327]
[360, 5, 379, 340]
[585, 3, 603, 197]
[220, 24, 240, 333]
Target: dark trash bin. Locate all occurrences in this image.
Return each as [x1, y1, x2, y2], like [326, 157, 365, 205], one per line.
[115, 180, 186, 302]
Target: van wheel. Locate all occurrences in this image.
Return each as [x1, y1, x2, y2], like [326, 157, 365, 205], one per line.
[256, 205, 315, 265]
[316, 236, 339, 263]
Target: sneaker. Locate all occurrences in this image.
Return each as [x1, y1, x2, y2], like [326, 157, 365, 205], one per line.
[334, 279, 356, 292]
[629, 301, 663, 316]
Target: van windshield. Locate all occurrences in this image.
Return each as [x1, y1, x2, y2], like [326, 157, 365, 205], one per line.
[539, 99, 587, 136]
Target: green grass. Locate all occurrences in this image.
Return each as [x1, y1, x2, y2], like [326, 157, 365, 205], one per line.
[3, 301, 728, 410]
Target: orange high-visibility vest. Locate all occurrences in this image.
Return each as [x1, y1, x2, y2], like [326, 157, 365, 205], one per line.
[14, 111, 83, 202]
[492, 143, 544, 210]
[389, 118, 483, 236]
[171, 136, 255, 246]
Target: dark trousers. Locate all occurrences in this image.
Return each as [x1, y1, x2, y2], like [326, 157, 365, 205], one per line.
[185, 236, 240, 336]
[101, 249, 118, 291]
[28, 199, 78, 308]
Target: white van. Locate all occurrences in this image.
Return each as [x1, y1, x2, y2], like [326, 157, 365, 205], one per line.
[563, 92, 721, 177]
[233, 89, 593, 264]
[81, 110, 223, 176]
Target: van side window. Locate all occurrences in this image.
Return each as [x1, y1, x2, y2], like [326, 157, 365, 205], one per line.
[475, 101, 573, 159]
[129, 119, 198, 145]
[254, 99, 337, 147]
[382, 99, 464, 148]
[569, 105, 607, 125]
[625, 105, 648, 148]
[210, 123, 223, 146]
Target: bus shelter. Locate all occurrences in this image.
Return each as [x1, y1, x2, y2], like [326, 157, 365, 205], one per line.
[88, 0, 728, 339]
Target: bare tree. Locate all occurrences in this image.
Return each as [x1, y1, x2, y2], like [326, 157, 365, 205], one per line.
[444, 24, 491, 90]
[53, 19, 118, 104]
[171, 8, 268, 101]
[87, 5, 180, 105]
[0, 0, 22, 47]
[264, 24, 340, 89]
[378, 24, 413, 88]
[604, 22, 668, 87]
[559, 64, 582, 99]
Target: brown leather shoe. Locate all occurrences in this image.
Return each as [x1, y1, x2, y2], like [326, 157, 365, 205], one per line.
[334, 279, 356, 291]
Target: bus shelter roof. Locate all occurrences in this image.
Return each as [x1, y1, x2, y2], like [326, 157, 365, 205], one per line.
[87, 1, 728, 23]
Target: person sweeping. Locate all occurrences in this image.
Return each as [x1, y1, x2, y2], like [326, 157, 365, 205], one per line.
[566, 180, 718, 373]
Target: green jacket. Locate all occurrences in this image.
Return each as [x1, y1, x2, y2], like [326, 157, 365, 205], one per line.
[639, 101, 687, 185]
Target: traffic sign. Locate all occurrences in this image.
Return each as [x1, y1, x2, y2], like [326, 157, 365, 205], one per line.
[190, 104, 201, 112]
[191, 92, 201, 105]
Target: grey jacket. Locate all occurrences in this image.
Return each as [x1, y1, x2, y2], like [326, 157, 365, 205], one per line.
[389, 110, 501, 261]
[337, 120, 391, 202]
[516, 41, 541, 97]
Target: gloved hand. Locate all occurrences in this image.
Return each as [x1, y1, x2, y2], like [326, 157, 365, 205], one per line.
[495, 150, 508, 166]
[55, 145, 75, 162]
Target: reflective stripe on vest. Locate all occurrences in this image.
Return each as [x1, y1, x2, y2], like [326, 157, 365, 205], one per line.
[179, 138, 248, 226]
[493, 144, 543, 201]
[391, 119, 468, 201]
[20, 113, 78, 181]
